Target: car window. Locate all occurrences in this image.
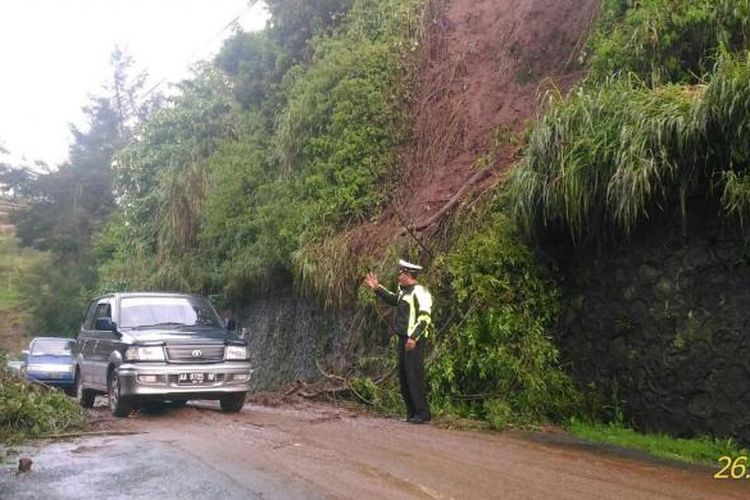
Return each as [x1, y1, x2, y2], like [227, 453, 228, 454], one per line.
[119, 296, 222, 328]
[30, 339, 74, 356]
[94, 303, 112, 321]
[83, 301, 98, 330]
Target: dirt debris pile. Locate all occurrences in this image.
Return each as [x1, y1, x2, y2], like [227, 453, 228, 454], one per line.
[350, 0, 598, 254]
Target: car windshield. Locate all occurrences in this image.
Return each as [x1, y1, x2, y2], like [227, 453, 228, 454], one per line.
[30, 339, 74, 356]
[119, 296, 223, 329]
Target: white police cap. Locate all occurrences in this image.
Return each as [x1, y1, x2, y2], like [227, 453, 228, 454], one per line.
[398, 259, 423, 274]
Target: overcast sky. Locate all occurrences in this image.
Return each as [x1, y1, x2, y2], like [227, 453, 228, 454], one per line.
[0, 0, 269, 168]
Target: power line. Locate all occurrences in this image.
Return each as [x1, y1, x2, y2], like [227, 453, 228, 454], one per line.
[139, 0, 263, 103]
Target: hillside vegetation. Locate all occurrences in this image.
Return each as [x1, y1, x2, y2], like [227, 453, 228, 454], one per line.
[510, 0, 750, 244]
[0, 200, 46, 353]
[5, 0, 750, 437]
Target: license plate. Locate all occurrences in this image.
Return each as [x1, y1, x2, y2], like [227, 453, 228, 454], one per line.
[177, 373, 215, 384]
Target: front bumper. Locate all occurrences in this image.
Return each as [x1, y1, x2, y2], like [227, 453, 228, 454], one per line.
[26, 371, 75, 387]
[117, 361, 252, 398]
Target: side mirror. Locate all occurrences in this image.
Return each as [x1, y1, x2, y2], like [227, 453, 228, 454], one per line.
[225, 319, 237, 332]
[95, 318, 117, 332]
[22, 349, 29, 356]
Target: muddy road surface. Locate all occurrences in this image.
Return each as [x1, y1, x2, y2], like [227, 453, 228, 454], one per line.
[2, 400, 748, 499]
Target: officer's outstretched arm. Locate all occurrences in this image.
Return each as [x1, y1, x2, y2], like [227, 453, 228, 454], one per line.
[374, 285, 399, 306]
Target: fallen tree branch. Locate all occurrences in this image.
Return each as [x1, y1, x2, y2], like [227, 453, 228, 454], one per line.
[393, 198, 434, 256]
[346, 379, 374, 405]
[282, 380, 305, 397]
[373, 366, 397, 385]
[410, 167, 492, 232]
[298, 385, 350, 399]
[26, 378, 57, 391]
[315, 358, 346, 382]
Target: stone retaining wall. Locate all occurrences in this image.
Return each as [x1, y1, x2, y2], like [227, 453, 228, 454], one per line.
[555, 205, 750, 442]
[236, 292, 372, 392]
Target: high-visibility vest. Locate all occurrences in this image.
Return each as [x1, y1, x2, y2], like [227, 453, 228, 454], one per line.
[401, 284, 433, 338]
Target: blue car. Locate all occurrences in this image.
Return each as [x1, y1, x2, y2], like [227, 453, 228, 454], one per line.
[24, 337, 76, 395]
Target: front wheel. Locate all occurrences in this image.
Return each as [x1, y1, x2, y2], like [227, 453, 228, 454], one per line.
[76, 371, 96, 408]
[220, 393, 246, 413]
[108, 369, 134, 417]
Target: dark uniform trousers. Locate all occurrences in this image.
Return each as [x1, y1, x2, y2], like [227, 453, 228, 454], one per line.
[397, 336, 430, 420]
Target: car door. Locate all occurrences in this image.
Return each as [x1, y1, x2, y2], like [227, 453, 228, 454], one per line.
[89, 300, 114, 390]
[77, 301, 98, 384]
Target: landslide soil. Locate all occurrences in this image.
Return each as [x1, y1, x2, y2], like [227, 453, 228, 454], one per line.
[82, 401, 749, 499]
[349, 0, 599, 254]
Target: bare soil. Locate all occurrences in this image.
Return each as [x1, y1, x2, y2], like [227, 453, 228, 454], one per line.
[348, 0, 599, 255]
[79, 400, 750, 499]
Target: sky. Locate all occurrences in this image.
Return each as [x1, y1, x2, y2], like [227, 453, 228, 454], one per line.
[0, 0, 269, 169]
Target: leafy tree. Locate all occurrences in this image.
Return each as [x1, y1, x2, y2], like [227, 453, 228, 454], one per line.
[215, 30, 290, 113]
[265, 0, 353, 62]
[8, 48, 154, 334]
[102, 66, 238, 291]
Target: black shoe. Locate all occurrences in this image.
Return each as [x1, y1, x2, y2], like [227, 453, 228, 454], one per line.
[409, 416, 431, 424]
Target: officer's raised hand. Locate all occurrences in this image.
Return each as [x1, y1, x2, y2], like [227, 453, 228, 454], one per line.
[364, 272, 379, 290]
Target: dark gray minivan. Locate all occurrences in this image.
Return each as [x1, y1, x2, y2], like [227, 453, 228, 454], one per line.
[75, 292, 252, 417]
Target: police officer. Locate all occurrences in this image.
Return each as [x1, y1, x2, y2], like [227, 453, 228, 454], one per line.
[365, 259, 432, 423]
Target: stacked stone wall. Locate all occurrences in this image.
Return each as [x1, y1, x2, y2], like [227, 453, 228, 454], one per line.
[556, 205, 750, 442]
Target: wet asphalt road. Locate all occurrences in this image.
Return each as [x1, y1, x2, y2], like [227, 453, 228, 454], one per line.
[2, 400, 750, 499]
[1, 431, 320, 499]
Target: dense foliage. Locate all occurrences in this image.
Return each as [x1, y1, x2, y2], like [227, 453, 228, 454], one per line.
[510, 1, 750, 244]
[98, 0, 424, 302]
[427, 212, 578, 428]
[502, 0, 750, 437]
[587, 0, 750, 85]
[0, 353, 85, 443]
[509, 52, 750, 244]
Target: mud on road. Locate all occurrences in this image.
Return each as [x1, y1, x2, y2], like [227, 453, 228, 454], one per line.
[2, 400, 749, 499]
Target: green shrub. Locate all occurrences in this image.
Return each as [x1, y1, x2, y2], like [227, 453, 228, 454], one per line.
[276, 0, 424, 225]
[587, 0, 750, 85]
[428, 212, 580, 427]
[0, 353, 85, 443]
[484, 399, 514, 431]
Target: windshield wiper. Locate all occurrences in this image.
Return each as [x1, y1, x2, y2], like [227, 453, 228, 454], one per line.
[129, 322, 190, 330]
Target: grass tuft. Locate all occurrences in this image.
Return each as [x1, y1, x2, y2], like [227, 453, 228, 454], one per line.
[508, 52, 750, 243]
[568, 418, 747, 465]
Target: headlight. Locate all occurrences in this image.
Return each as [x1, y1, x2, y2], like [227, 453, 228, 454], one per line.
[225, 345, 248, 360]
[125, 346, 165, 361]
[26, 363, 73, 373]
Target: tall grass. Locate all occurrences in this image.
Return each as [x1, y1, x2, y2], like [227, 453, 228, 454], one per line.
[508, 52, 750, 242]
[293, 232, 359, 310]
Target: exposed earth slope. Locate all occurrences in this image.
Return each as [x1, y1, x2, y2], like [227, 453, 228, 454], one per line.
[352, 0, 598, 252]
